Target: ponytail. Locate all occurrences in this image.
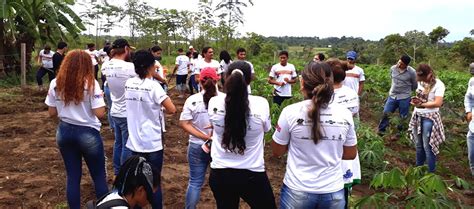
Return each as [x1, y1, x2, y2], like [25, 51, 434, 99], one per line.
[222, 61, 252, 154]
[302, 62, 334, 144]
[202, 78, 217, 109]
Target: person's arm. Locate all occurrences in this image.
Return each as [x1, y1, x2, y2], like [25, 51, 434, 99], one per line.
[48, 107, 58, 117]
[465, 80, 473, 122]
[271, 141, 288, 157]
[284, 77, 297, 84]
[358, 82, 364, 96]
[179, 120, 212, 141]
[153, 71, 167, 84]
[92, 107, 106, 119]
[342, 146, 357, 160]
[411, 70, 418, 92]
[268, 76, 283, 86]
[161, 97, 176, 114]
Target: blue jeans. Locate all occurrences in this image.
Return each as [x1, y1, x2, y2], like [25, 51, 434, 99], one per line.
[103, 84, 115, 129]
[415, 117, 436, 173]
[131, 150, 164, 209]
[467, 131, 474, 176]
[111, 116, 132, 175]
[185, 143, 211, 209]
[56, 121, 108, 209]
[280, 184, 345, 209]
[378, 97, 411, 134]
[188, 74, 199, 94]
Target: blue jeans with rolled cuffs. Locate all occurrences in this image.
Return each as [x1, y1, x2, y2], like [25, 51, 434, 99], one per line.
[185, 142, 211, 209]
[56, 121, 108, 209]
[415, 117, 436, 173]
[111, 116, 132, 175]
[280, 184, 345, 209]
[378, 97, 411, 134]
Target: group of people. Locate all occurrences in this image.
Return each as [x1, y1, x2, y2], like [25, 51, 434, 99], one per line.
[42, 35, 473, 209]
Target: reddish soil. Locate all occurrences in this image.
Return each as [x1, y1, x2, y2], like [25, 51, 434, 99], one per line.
[0, 87, 472, 208]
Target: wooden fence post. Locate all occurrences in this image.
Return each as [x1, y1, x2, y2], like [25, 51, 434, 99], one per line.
[21, 43, 26, 88]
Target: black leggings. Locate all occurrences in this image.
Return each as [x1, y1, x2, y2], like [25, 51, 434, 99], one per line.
[36, 67, 55, 86]
[209, 168, 276, 209]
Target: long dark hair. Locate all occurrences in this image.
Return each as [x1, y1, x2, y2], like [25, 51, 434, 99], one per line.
[222, 61, 252, 154]
[219, 50, 231, 64]
[302, 61, 334, 144]
[201, 77, 217, 109]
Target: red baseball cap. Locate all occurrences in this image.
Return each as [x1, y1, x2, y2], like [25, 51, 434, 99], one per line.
[200, 67, 219, 81]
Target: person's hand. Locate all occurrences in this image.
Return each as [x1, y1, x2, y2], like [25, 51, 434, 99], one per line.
[467, 112, 472, 122]
[284, 78, 290, 83]
[410, 97, 422, 106]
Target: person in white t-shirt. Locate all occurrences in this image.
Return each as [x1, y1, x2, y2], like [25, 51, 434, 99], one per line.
[85, 43, 101, 81]
[327, 59, 361, 209]
[150, 46, 167, 91]
[409, 64, 445, 173]
[95, 156, 159, 209]
[268, 51, 297, 106]
[272, 62, 357, 209]
[179, 67, 222, 208]
[219, 50, 232, 85]
[103, 38, 136, 177]
[173, 48, 190, 98]
[207, 61, 276, 209]
[188, 52, 201, 94]
[44, 50, 108, 209]
[195, 47, 221, 83]
[36, 45, 55, 90]
[343, 51, 365, 96]
[125, 50, 176, 208]
[464, 62, 474, 177]
[236, 48, 255, 94]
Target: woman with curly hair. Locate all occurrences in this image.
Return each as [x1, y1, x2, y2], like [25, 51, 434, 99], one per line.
[45, 50, 108, 209]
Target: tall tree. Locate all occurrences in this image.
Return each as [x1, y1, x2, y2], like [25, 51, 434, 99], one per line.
[215, 0, 253, 48]
[381, 33, 409, 64]
[470, 29, 474, 36]
[428, 26, 450, 50]
[404, 30, 429, 63]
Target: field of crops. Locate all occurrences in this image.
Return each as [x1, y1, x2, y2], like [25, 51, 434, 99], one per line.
[249, 60, 474, 207]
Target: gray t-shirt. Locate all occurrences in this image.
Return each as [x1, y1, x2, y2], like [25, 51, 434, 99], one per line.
[388, 65, 417, 99]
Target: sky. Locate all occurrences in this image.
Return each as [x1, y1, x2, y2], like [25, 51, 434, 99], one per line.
[74, 0, 474, 42]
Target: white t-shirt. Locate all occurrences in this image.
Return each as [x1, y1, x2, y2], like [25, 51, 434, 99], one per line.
[414, 79, 445, 114]
[125, 77, 169, 153]
[333, 85, 359, 115]
[175, 55, 190, 75]
[343, 65, 365, 93]
[39, 49, 54, 69]
[272, 100, 357, 193]
[208, 94, 271, 172]
[269, 63, 297, 97]
[196, 59, 222, 75]
[180, 91, 224, 145]
[45, 79, 105, 131]
[96, 191, 128, 209]
[220, 60, 232, 74]
[244, 60, 255, 94]
[154, 60, 166, 84]
[103, 58, 137, 118]
[85, 49, 99, 66]
[190, 58, 199, 75]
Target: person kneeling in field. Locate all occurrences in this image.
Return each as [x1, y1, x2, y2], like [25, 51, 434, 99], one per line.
[45, 50, 108, 209]
[92, 156, 160, 209]
[272, 61, 358, 209]
[125, 50, 177, 209]
[179, 67, 222, 208]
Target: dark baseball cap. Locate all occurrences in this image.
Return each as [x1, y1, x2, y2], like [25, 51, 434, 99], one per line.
[112, 38, 135, 49]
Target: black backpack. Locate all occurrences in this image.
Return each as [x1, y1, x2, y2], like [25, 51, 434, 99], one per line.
[85, 192, 130, 209]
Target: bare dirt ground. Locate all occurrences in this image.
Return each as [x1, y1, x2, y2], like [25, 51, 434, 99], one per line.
[0, 87, 472, 208]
